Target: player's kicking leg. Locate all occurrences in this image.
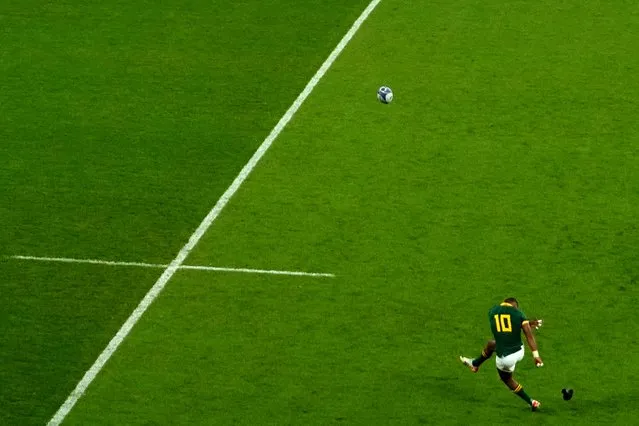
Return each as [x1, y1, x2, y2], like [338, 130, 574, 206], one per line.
[460, 340, 496, 372]
[498, 369, 540, 411]
[496, 352, 540, 412]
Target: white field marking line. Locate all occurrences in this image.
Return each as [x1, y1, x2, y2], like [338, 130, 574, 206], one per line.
[10, 255, 166, 269]
[47, 0, 381, 423]
[10, 255, 335, 278]
[179, 264, 334, 278]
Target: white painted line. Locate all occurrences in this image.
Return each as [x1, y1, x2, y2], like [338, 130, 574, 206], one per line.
[9, 255, 335, 278]
[47, 0, 379, 423]
[11, 255, 166, 269]
[180, 264, 335, 278]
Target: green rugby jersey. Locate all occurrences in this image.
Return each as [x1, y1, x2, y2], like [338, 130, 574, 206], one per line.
[488, 302, 529, 357]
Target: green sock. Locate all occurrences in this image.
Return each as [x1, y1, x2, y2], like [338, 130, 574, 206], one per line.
[514, 385, 533, 405]
[472, 349, 491, 367]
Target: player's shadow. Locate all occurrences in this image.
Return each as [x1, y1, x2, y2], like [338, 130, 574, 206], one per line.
[429, 374, 487, 404]
[563, 391, 639, 417]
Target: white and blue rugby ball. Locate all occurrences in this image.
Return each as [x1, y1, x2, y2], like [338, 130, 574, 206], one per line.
[377, 86, 393, 104]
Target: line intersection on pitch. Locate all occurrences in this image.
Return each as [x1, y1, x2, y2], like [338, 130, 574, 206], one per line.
[9, 255, 335, 278]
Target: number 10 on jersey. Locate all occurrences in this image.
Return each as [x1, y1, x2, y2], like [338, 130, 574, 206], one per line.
[494, 314, 512, 332]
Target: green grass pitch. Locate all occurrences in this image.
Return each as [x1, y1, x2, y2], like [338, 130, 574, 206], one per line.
[2, 0, 639, 424]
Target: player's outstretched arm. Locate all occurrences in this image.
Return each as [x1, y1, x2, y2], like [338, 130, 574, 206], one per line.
[522, 322, 544, 367]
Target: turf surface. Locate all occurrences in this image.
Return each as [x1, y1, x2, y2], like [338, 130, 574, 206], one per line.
[2, 0, 639, 424]
[0, 0, 370, 423]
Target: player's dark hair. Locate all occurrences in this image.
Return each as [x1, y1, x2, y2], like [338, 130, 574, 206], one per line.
[504, 297, 519, 305]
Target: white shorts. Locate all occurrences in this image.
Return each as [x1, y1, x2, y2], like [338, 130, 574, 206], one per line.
[496, 346, 525, 372]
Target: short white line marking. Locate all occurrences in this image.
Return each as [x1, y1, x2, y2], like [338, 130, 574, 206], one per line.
[11, 255, 166, 269]
[47, 1, 379, 423]
[180, 264, 335, 278]
[9, 255, 335, 278]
